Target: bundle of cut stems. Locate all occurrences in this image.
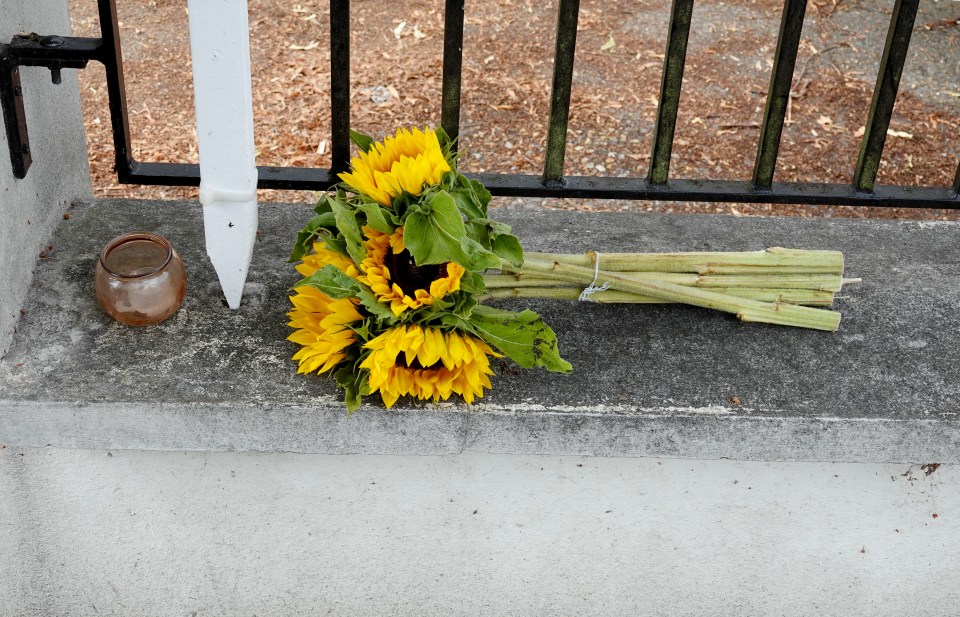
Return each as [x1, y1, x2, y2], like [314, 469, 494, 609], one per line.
[484, 248, 856, 332]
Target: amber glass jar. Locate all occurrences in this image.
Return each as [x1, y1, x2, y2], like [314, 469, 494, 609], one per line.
[94, 232, 187, 326]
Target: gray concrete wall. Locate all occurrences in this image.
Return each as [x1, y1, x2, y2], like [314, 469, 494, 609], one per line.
[0, 0, 92, 357]
[1, 447, 957, 617]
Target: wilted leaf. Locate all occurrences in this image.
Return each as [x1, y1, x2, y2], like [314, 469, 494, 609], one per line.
[444, 306, 572, 373]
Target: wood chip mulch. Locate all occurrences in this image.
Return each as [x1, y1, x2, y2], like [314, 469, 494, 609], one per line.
[68, 0, 959, 220]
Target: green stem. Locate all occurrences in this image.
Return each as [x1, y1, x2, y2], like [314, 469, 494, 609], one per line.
[481, 286, 836, 306]
[526, 247, 844, 274]
[488, 271, 842, 291]
[484, 274, 575, 288]
[518, 257, 841, 331]
[690, 273, 843, 291]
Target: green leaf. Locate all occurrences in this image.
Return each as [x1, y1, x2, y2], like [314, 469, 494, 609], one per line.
[351, 321, 371, 341]
[447, 292, 479, 319]
[389, 191, 414, 220]
[459, 236, 502, 271]
[465, 219, 492, 247]
[357, 202, 394, 234]
[349, 130, 375, 153]
[324, 235, 348, 258]
[290, 234, 312, 263]
[435, 125, 454, 158]
[314, 196, 334, 215]
[468, 179, 491, 214]
[447, 305, 572, 373]
[329, 197, 367, 266]
[492, 233, 524, 268]
[357, 288, 398, 322]
[289, 211, 337, 262]
[458, 270, 487, 295]
[450, 183, 486, 220]
[486, 219, 512, 236]
[294, 264, 362, 299]
[310, 211, 338, 230]
[335, 366, 370, 414]
[447, 175, 491, 220]
[403, 191, 468, 266]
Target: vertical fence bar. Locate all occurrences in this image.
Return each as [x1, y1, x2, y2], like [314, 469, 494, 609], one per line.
[752, 0, 806, 190]
[441, 0, 465, 148]
[330, 0, 350, 173]
[97, 0, 134, 179]
[954, 161, 960, 195]
[542, 0, 581, 187]
[648, 0, 694, 185]
[853, 0, 918, 192]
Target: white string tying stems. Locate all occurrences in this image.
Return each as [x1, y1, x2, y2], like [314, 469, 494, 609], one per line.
[578, 251, 610, 302]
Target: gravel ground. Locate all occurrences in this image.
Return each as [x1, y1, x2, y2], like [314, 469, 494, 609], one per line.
[67, 0, 959, 219]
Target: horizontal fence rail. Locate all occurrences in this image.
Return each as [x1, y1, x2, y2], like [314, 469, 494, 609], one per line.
[1, 0, 958, 209]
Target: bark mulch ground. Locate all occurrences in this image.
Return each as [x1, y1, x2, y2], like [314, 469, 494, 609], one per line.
[68, 0, 960, 220]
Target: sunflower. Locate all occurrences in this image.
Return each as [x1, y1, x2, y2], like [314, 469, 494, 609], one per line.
[359, 226, 465, 316]
[287, 286, 364, 375]
[360, 324, 500, 407]
[338, 127, 451, 206]
[295, 241, 360, 279]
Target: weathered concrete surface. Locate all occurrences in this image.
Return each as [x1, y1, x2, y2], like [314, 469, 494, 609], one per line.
[0, 0, 92, 356]
[1, 199, 958, 462]
[1, 447, 957, 617]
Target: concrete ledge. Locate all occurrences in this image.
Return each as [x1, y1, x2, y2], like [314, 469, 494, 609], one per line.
[1, 199, 958, 462]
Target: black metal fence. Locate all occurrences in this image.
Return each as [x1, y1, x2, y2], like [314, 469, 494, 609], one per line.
[2, 0, 958, 208]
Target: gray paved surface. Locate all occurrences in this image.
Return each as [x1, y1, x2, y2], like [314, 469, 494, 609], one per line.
[0, 199, 958, 462]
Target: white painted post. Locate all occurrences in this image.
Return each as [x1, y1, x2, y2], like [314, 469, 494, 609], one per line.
[187, 0, 258, 309]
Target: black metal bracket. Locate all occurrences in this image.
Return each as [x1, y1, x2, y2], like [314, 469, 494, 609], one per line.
[0, 33, 103, 178]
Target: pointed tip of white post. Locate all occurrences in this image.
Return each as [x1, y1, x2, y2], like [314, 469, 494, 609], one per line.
[219, 272, 247, 310]
[203, 200, 257, 310]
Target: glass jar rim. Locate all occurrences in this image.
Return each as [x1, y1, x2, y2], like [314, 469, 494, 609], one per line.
[98, 231, 173, 280]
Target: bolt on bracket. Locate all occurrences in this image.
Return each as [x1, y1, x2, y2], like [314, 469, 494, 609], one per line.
[0, 33, 100, 179]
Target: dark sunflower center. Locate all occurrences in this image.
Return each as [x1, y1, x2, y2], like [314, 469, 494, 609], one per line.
[398, 356, 443, 371]
[384, 249, 448, 297]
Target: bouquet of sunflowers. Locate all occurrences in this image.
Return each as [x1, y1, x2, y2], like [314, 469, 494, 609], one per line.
[287, 127, 570, 411]
[288, 127, 852, 411]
